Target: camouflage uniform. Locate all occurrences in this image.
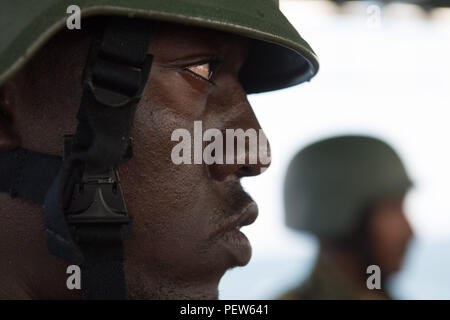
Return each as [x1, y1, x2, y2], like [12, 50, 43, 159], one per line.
[280, 257, 392, 300]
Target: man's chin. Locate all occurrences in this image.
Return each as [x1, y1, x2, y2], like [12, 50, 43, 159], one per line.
[218, 229, 253, 267]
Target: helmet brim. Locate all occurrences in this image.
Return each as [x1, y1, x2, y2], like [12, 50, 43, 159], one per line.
[0, 1, 319, 93]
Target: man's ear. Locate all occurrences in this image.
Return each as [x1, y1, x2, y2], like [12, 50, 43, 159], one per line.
[0, 88, 21, 151]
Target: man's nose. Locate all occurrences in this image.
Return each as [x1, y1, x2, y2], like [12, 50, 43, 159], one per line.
[404, 213, 414, 241]
[207, 85, 271, 181]
[400, 210, 414, 243]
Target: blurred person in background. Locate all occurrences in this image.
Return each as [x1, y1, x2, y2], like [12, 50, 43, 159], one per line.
[280, 135, 414, 300]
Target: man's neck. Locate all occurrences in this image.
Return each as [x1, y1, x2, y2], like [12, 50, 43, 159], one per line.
[319, 246, 389, 299]
[125, 266, 220, 299]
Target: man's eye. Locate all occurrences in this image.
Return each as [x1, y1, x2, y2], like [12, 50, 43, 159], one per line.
[186, 62, 214, 81]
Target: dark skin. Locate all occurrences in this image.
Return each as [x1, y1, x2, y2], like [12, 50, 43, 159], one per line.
[369, 198, 413, 277]
[320, 197, 413, 299]
[0, 21, 269, 299]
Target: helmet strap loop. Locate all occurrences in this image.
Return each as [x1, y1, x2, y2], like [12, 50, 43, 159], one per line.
[47, 17, 154, 299]
[0, 17, 154, 299]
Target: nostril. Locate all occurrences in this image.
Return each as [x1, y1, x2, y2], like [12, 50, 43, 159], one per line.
[237, 164, 261, 177]
[238, 166, 252, 176]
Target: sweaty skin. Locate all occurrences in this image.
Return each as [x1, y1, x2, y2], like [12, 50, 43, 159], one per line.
[0, 22, 270, 299]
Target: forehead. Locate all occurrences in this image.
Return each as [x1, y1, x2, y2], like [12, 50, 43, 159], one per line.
[149, 22, 251, 56]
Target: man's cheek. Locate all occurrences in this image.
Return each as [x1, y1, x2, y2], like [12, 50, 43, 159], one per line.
[147, 72, 209, 117]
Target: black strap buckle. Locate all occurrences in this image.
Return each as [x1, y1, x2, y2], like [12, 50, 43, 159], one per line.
[66, 167, 131, 225]
[64, 135, 132, 234]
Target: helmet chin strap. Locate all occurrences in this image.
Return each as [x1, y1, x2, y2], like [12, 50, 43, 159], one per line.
[0, 17, 154, 299]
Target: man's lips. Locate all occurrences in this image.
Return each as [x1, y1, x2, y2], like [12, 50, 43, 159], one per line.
[213, 201, 259, 237]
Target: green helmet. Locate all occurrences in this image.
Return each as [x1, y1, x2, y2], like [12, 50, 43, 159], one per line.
[284, 135, 413, 240]
[0, 0, 318, 93]
[0, 1, 319, 299]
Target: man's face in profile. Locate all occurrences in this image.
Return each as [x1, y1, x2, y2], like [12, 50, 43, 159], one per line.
[122, 23, 269, 299]
[0, 21, 270, 299]
[369, 197, 413, 277]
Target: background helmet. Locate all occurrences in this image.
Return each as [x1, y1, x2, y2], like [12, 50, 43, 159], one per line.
[0, 0, 319, 93]
[284, 135, 413, 240]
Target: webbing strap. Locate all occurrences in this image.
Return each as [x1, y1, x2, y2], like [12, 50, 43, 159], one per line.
[0, 149, 61, 204]
[0, 17, 154, 300]
[43, 18, 154, 299]
[77, 226, 128, 299]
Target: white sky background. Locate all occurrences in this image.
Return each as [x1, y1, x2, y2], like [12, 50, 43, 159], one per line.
[219, 1, 450, 299]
